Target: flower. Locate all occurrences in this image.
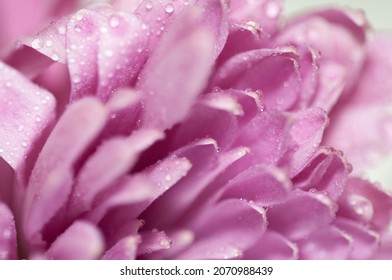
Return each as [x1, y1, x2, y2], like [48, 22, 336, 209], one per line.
[1, 0, 392, 260]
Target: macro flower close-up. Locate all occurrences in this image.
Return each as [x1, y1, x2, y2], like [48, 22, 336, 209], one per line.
[1, 0, 392, 260]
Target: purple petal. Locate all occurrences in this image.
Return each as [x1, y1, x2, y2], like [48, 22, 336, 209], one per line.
[137, 7, 215, 130]
[0, 203, 17, 260]
[243, 230, 298, 260]
[221, 165, 292, 206]
[338, 177, 392, 230]
[45, 221, 104, 260]
[68, 129, 163, 219]
[298, 226, 352, 260]
[267, 191, 336, 240]
[102, 235, 140, 260]
[227, 0, 282, 35]
[177, 199, 266, 259]
[135, 0, 228, 58]
[137, 230, 173, 256]
[275, 8, 367, 100]
[142, 140, 247, 228]
[293, 147, 350, 200]
[278, 107, 328, 177]
[0, 62, 56, 182]
[324, 34, 392, 170]
[211, 46, 302, 111]
[22, 98, 108, 245]
[0, 0, 77, 57]
[334, 218, 380, 259]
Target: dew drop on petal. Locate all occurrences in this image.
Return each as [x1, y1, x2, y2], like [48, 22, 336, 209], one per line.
[21, 141, 28, 148]
[74, 25, 82, 33]
[45, 39, 53, 47]
[51, 53, 59, 61]
[109, 16, 120, 28]
[31, 38, 42, 49]
[57, 25, 66, 35]
[17, 125, 24, 132]
[145, 1, 153, 10]
[2, 229, 11, 239]
[165, 4, 174, 14]
[348, 194, 374, 221]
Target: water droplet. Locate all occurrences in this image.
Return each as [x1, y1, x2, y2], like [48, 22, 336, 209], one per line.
[76, 12, 84, 21]
[45, 39, 53, 47]
[348, 194, 374, 221]
[57, 25, 66, 35]
[0, 148, 3, 153]
[51, 53, 59, 61]
[109, 15, 120, 28]
[165, 4, 174, 14]
[74, 25, 82, 33]
[35, 116, 41, 122]
[145, 1, 153, 10]
[21, 141, 28, 148]
[72, 76, 81, 84]
[17, 125, 24, 132]
[3, 229, 11, 240]
[31, 38, 42, 49]
[165, 175, 171, 181]
[184, 0, 190, 6]
[100, 26, 108, 33]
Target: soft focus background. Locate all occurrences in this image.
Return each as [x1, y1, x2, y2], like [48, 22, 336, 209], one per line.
[286, 0, 392, 191]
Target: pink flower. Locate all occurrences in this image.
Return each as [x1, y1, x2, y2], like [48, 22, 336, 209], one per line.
[1, 0, 392, 259]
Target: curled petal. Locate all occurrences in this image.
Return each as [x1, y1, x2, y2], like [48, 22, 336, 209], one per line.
[221, 165, 292, 206]
[243, 230, 298, 260]
[293, 147, 350, 200]
[69, 129, 163, 218]
[267, 191, 336, 240]
[44, 221, 104, 260]
[298, 226, 352, 260]
[177, 199, 267, 259]
[338, 177, 392, 230]
[102, 235, 140, 260]
[334, 218, 380, 260]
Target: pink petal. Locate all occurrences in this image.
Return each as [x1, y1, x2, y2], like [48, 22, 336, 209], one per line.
[278, 107, 328, 177]
[0, 203, 17, 260]
[88, 175, 156, 224]
[68, 129, 163, 219]
[221, 165, 292, 206]
[227, 0, 282, 36]
[298, 226, 352, 260]
[324, 34, 392, 170]
[267, 191, 336, 240]
[134, 0, 228, 58]
[137, 230, 173, 256]
[0, 159, 15, 207]
[177, 199, 267, 259]
[45, 221, 104, 260]
[334, 218, 380, 259]
[338, 177, 392, 231]
[243, 230, 298, 260]
[293, 147, 350, 200]
[0, 0, 77, 57]
[211, 46, 302, 111]
[137, 7, 215, 130]
[275, 8, 367, 100]
[170, 92, 241, 151]
[22, 98, 108, 245]
[102, 235, 140, 260]
[0, 62, 56, 183]
[142, 140, 247, 229]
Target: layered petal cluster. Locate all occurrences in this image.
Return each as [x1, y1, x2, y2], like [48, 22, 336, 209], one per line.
[1, 0, 392, 260]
